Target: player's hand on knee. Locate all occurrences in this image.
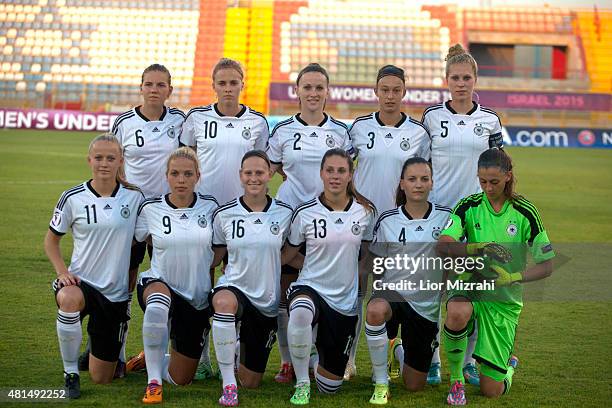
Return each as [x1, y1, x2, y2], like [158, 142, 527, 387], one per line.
[58, 271, 80, 287]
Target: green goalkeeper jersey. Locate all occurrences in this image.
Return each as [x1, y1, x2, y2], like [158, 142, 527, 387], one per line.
[441, 192, 555, 322]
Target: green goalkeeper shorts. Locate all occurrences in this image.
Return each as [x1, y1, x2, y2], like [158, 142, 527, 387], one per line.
[472, 301, 517, 382]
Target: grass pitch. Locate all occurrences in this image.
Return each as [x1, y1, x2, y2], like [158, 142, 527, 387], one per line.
[0, 129, 610, 407]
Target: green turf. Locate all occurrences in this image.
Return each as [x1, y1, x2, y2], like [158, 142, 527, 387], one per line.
[0, 129, 610, 407]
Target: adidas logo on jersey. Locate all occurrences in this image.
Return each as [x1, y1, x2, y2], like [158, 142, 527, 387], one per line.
[415, 226, 424, 231]
[309, 132, 318, 137]
[180, 213, 188, 220]
[457, 120, 466, 126]
[226, 123, 234, 128]
[385, 133, 393, 139]
[474, 222, 481, 230]
[152, 127, 160, 132]
[335, 218, 344, 224]
[254, 218, 263, 224]
[103, 204, 112, 210]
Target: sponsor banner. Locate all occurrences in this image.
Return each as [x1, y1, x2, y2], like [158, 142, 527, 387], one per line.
[269, 82, 611, 112]
[3, 108, 609, 149]
[0, 107, 118, 132]
[502, 127, 612, 149]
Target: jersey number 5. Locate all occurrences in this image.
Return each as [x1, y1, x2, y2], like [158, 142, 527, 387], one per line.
[440, 121, 449, 138]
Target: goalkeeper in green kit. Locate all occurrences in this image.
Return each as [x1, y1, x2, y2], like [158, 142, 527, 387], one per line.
[437, 148, 555, 405]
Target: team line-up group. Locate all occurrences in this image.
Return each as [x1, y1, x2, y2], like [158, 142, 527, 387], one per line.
[44, 43, 555, 406]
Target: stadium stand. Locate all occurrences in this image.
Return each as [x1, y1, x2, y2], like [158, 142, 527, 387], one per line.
[0, 0, 609, 117]
[576, 10, 612, 92]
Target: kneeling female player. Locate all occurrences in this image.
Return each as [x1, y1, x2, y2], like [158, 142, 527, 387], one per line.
[45, 134, 143, 398]
[210, 150, 293, 406]
[134, 147, 218, 404]
[282, 148, 376, 405]
[437, 148, 554, 405]
[366, 157, 451, 404]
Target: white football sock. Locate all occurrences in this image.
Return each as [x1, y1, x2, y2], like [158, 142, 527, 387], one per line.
[213, 313, 237, 387]
[143, 293, 170, 385]
[365, 322, 388, 384]
[288, 298, 315, 384]
[57, 310, 82, 375]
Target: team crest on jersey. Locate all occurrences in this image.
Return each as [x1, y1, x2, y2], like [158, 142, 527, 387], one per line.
[52, 211, 62, 227]
[198, 215, 208, 228]
[432, 226, 441, 240]
[270, 221, 280, 235]
[167, 125, 175, 139]
[351, 221, 362, 235]
[474, 123, 485, 136]
[242, 127, 251, 139]
[325, 135, 335, 147]
[120, 205, 131, 218]
[400, 138, 410, 151]
[506, 223, 518, 236]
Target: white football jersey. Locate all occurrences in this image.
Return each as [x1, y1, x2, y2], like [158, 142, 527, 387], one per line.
[112, 106, 184, 198]
[422, 101, 503, 208]
[370, 203, 451, 322]
[135, 193, 218, 310]
[351, 112, 431, 214]
[180, 104, 269, 205]
[267, 114, 354, 208]
[288, 197, 376, 315]
[213, 197, 293, 317]
[49, 181, 143, 302]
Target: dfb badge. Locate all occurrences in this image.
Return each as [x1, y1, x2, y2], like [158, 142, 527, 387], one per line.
[400, 138, 410, 151]
[325, 135, 335, 148]
[432, 226, 441, 240]
[474, 123, 485, 136]
[270, 221, 280, 235]
[506, 223, 518, 237]
[198, 215, 207, 228]
[351, 222, 362, 235]
[120, 205, 131, 219]
[242, 127, 251, 140]
[167, 125, 175, 139]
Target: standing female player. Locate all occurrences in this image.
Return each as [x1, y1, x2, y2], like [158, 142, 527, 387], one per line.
[422, 44, 504, 385]
[45, 134, 143, 398]
[347, 65, 431, 379]
[438, 148, 554, 405]
[365, 157, 450, 405]
[180, 58, 269, 206]
[266, 63, 353, 382]
[134, 147, 218, 404]
[98, 64, 184, 376]
[210, 151, 293, 406]
[180, 58, 268, 377]
[282, 149, 376, 405]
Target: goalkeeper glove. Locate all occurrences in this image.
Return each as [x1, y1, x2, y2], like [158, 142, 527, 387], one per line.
[488, 265, 522, 287]
[466, 242, 513, 263]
